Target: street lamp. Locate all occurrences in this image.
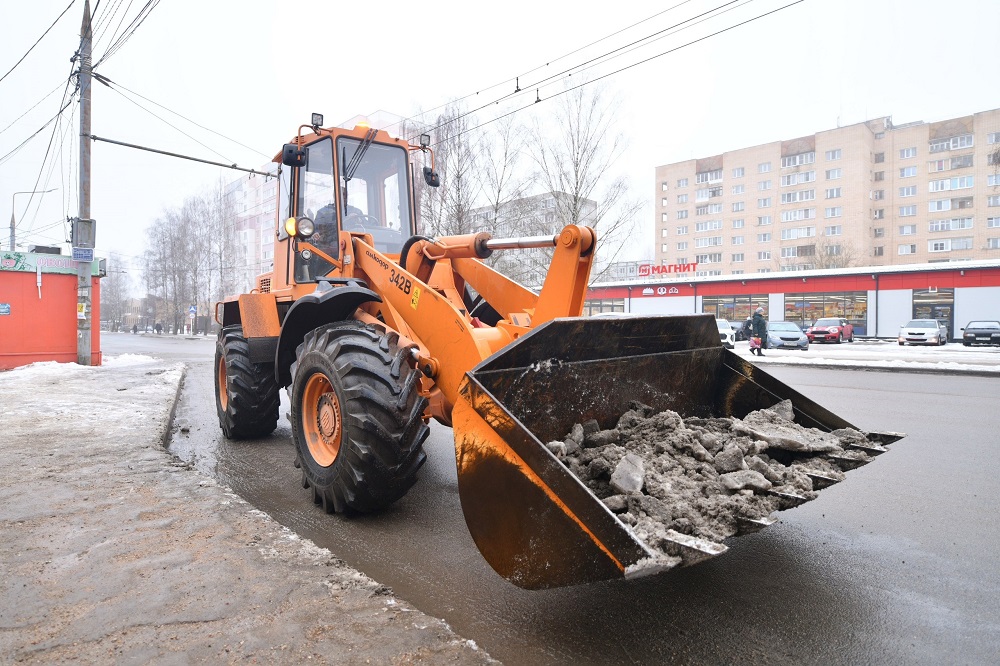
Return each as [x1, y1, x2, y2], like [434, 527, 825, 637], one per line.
[9, 189, 58, 251]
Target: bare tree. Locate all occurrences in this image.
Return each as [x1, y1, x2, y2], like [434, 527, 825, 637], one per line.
[99, 252, 130, 331]
[811, 239, 861, 269]
[527, 84, 642, 286]
[417, 103, 483, 238]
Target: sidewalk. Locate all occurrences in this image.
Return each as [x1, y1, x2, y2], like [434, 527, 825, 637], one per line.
[0, 357, 493, 664]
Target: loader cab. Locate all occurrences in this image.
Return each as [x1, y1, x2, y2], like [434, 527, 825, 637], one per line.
[285, 131, 415, 284]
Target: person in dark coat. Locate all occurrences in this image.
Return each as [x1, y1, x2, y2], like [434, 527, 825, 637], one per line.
[741, 316, 752, 340]
[750, 307, 767, 356]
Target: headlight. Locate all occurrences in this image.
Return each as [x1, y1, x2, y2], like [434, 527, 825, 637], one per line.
[297, 218, 315, 237]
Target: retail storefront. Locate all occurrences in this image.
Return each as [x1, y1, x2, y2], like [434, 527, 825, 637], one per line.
[585, 261, 1000, 340]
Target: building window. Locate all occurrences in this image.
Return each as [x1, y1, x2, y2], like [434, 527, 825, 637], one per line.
[781, 208, 816, 222]
[900, 205, 917, 217]
[929, 176, 974, 192]
[874, 171, 885, 181]
[874, 246, 884, 257]
[677, 178, 688, 187]
[661, 229, 669, 238]
[677, 257, 688, 264]
[662, 198, 668, 207]
[900, 147, 917, 159]
[780, 247, 798, 258]
[826, 168, 842, 180]
[757, 197, 772, 208]
[732, 253, 744, 262]
[677, 225, 688, 235]
[899, 224, 917, 235]
[899, 244, 917, 255]
[732, 184, 745, 195]
[988, 217, 1000, 228]
[732, 167, 745, 178]
[661, 182, 669, 191]
[875, 132, 885, 139]
[825, 149, 842, 161]
[695, 169, 723, 184]
[989, 132, 1000, 144]
[824, 225, 842, 236]
[825, 244, 842, 256]
[732, 201, 745, 212]
[732, 236, 744, 245]
[874, 228, 885, 238]
[873, 190, 885, 200]
[988, 238, 1000, 249]
[661, 243, 669, 252]
[733, 218, 745, 228]
[780, 226, 816, 240]
[930, 134, 974, 153]
[781, 152, 815, 168]
[874, 209, 885, 220]
[825, 187, 842, 199]
[677, 210, 688, 219]
[758, 180, 772, 191]
[781, 171, 816, 187]
[989, 175, 1000, 187]
[825, 207, 842, 218]
[695, 236, 723, 247]
[759, 162, 772, 173]
[661, 213, 669, 222]
[757, 215, 772, 226]
[757, 251, 771, 260]
[900, 186, 917, 197]
[757, 232, 772, 242]
[929, 199, 952, 212]
[900, 166, 917, 178]
[695, 220, 724, 232]
[695, 253, 722, 263]
[677, 241, 688, 250]
[781, 189, 816, 204]
[874, 152, 885, 163]
[988, 195, 1000, 206]
[677, 194, 688, 203]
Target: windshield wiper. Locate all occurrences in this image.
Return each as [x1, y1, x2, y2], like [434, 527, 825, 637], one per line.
[342, 128, 378, 183]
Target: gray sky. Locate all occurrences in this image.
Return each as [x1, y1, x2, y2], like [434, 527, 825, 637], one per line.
[2, 0, 998, 273]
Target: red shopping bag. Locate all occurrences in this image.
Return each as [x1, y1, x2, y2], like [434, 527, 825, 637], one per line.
[749, 336, 761, 350]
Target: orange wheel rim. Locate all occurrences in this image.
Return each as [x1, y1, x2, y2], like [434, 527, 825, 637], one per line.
[217, 356, 229, 410]
[302, 373, 342, 467]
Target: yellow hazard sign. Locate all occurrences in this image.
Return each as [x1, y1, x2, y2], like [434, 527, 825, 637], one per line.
[410, 286, 421, 310]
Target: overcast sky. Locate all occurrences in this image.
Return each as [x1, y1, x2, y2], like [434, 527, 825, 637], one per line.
[2, 0, 998, 274]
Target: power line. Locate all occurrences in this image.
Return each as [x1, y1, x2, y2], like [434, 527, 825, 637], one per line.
[430, 0, 806, 149]
[0, 80, 68, 138]
[0, 0, 76, 86]
[94, 0, 161, 68]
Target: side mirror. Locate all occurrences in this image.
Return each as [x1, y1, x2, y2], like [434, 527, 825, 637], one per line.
[282, 144, 306, 167]
[423, 166, 440, 188]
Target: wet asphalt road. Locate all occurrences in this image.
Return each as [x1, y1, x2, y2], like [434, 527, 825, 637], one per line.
[106, 333, 1000, 665]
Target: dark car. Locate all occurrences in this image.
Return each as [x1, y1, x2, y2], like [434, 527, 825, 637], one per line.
[766, 321, 809, 350]
[805, 317, 854, 343]
[960, 320, 1000, 347]
[729, 319, 750, 341]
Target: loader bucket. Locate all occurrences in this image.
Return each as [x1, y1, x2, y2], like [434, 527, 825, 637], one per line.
[452, 313, 902, 589]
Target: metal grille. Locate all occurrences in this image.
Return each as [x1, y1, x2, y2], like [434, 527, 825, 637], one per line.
[259, 277, 271, 293]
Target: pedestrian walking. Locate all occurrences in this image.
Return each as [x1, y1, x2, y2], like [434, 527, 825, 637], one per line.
[741, 316, 752, 340]
[750, 307, 767, 356]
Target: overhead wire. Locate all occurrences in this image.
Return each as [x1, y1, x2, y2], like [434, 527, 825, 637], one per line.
[0, 0, 77, 86]
[427, 0, 805, 149]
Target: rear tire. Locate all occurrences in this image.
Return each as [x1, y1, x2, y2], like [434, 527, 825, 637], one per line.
[290, 321, 428, 514]
[215, 326, 280, 439]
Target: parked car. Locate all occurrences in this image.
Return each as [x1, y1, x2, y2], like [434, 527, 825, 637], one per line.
[716, 318, 735, 349]
[960, 320, 1000, 347]
[804, 317, 854, 344]
[729, 319, 750, 341]
[898, 319, 948, 346]
[766, 321, 809, 350]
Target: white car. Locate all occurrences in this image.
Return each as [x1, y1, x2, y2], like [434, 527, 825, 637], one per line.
[716, 318, 735, 349]
[898, 319, 948, 346]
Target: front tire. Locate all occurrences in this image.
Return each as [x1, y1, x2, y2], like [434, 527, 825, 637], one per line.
[290, 321, 428, 514]
[215, 326, 280, 439]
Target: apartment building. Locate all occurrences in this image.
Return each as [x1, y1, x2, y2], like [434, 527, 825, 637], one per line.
[653, 109, 1000, 277]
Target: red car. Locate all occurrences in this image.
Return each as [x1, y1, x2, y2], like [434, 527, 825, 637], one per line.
[805, 317, 854, 343]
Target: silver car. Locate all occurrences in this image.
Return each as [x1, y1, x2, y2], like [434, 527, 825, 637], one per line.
[898, 319, 948, 346]
[715, 318, 735, 349]
[766, 321, 809, 350]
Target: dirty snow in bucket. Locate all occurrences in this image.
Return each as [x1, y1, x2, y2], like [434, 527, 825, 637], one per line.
[547, 400, 873, 560]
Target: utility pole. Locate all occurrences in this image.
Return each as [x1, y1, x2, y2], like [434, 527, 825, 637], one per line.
[77, 0, 93, 365]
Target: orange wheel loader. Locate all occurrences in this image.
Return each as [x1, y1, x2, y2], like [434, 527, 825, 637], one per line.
[213, 116, 903, 589]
